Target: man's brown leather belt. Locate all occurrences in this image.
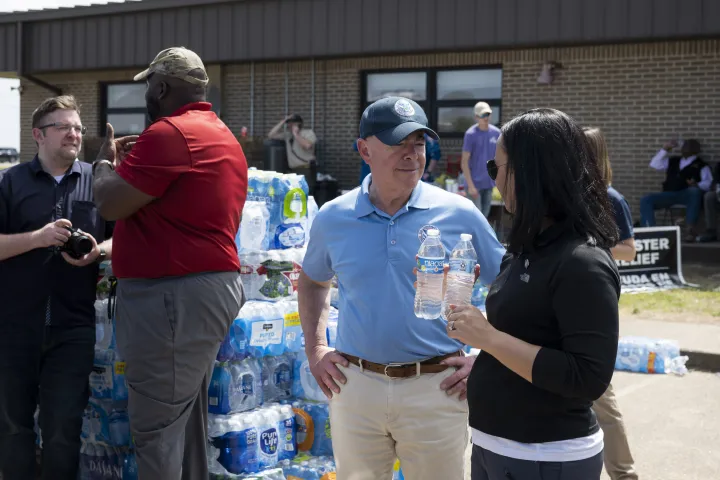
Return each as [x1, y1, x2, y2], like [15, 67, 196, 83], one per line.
[339, 351, 463, 379]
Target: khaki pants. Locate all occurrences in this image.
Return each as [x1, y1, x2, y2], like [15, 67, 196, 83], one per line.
[593, 384, 638, 480]
[329, 362, 469, 480]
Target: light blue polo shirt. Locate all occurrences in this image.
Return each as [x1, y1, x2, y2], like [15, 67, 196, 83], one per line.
[302, 174, 506, 364]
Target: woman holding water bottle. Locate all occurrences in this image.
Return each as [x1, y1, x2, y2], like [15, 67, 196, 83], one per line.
[432, 108, 621, 479]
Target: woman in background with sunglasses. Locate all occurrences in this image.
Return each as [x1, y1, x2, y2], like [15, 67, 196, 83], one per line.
[445, 108, 621, 480]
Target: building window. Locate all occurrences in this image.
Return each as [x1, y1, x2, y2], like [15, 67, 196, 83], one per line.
[101, 83, 148, 136]
[361, 67, 502, 137]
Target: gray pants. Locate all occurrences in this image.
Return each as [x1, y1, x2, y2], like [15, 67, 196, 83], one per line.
[593, 384, 638, 480]
[116, 271, 244, 480]
[471, 445, 603, 480]
[472, 188, 494, 218]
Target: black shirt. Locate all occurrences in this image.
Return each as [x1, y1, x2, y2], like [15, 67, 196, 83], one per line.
[466, 223, 620, 443]
[0, 156, 112, 334]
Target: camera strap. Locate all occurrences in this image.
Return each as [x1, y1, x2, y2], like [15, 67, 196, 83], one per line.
[107, 275, 118, 321]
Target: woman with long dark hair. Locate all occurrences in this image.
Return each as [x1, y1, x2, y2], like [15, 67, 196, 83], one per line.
[584, 126, 638, 480]
[445, 108, 621, 479]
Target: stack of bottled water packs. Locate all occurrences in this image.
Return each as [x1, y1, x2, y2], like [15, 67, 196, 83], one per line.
[79, 265, 138, 480]
[615, 336, 689, 375]
[207, 298, 338, 477]
[236, 168, 315, 253]
[210, 167, 336, 478]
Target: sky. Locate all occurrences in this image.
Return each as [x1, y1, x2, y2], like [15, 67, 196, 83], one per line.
[0, 1, 131, 151]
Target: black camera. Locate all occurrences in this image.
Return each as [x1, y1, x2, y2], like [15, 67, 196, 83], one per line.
[61, 227, 93, 259]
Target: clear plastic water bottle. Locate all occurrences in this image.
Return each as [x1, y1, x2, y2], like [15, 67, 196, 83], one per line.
[442, 234, 478, 320]
[239, 201, 270, 251]
[122, 445, 138, 480]
[414, 229, 446, 319]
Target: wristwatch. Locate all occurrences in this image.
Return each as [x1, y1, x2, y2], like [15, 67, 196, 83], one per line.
[92, 159, 114, 175]
[97, 247, 107, 264]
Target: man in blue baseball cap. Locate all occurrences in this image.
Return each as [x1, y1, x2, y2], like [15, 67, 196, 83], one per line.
[298, 97, 505, 480]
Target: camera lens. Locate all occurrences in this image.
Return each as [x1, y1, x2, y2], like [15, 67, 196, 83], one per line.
[75, 236, 93, 256]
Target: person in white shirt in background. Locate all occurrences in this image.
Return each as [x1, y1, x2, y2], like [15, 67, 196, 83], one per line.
[639, 138, 712, 242]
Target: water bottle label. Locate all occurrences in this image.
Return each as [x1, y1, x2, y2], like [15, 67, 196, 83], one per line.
[260, 427, 279, 455]
[274, 366, 291, 387]
[114, 362, 126, 375]
[418, 257, 444, 274]
[249, 320, 283, 347]
[449, 259, 474, 274]
[241, 374, 254, 395]
[284, 312, 300, 327]
[321, 474, 337, 480]
[277, 224, 305, 248]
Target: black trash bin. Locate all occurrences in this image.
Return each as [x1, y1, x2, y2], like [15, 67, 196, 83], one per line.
[313, 178, 340, 208]
[263, 139, 288, 172]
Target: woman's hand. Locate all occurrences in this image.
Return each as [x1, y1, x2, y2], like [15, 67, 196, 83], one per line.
[445, 305, 497, 350]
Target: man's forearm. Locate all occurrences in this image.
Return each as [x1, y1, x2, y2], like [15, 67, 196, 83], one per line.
[298, 272, 332, 351]
[268, 120, 285, 139]
[0, 232, 39, 261]
[293, 132, 313, 151]
[99, 238, 113, 260]
[461, 155, 475, 190]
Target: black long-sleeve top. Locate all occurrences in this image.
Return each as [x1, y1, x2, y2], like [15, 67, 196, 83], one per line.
[467, 222, 620, 443]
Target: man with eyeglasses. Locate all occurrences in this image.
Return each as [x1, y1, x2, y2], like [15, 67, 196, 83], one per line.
[461, 102, 501, 218]
[0, 95, 134, 480]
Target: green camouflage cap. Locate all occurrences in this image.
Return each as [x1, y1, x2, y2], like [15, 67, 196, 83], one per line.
[134, 47, 209, 86]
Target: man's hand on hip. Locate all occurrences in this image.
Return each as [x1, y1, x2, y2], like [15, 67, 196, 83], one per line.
[307, 345, 350, 400]
[439, 354, 476, 401]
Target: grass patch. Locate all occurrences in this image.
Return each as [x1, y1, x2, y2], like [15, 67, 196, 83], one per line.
[620, 288, 720, 320]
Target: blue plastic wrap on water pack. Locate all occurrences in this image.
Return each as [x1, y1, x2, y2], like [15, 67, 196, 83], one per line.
[230, 301, 286, 359]
[291, 351, 327, 404]
[78, 442, 127, 480]
[270, 173, 309, 250]
[238, 249, 305, 303]
[279, 455, 337, 480]
[615, 336, 688, 374]
[275, 299, 303, 353]
[243, 170, 309, 251]
[292, 401, 333, 458]
[208, 404, 297, 475]
[261, 354, 295, 403]
[209, 358, 264, 416]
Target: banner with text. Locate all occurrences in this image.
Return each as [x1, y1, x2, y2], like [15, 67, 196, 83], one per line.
[616, 226, 690, 293]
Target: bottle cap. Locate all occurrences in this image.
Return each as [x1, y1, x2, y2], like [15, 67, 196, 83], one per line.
[460, 233, 472, 241]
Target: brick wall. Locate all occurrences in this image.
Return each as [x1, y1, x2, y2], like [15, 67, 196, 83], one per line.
[18, 39, 720, 220]
[222, 40, 720, 219]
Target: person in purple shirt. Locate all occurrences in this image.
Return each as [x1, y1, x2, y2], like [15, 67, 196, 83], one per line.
[461, 102, 501, 218]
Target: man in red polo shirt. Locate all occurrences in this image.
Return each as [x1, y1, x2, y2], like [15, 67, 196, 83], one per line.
[92, 47, 247, 480]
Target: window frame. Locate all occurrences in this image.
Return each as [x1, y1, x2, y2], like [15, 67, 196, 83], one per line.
[99, 81, 149, 137]
[359, 65, 503, 139]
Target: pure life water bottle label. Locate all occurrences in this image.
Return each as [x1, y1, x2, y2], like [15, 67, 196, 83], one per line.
[449, 259, 474, 274]
[418, 257, 444, 274]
